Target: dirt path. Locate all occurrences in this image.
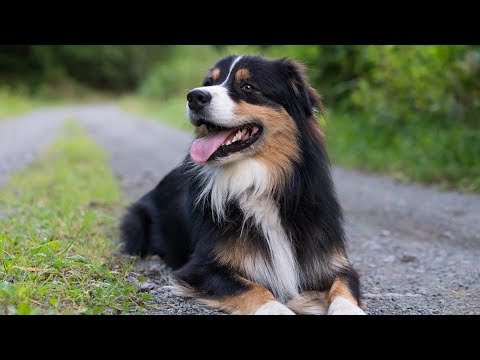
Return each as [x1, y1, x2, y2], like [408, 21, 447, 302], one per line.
[2, 104, 479, 314]
[335, 167, 480, 314]
[0, 108, 72, 186]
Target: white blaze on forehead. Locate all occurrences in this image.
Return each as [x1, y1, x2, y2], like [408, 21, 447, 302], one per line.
[220, 55, 243, 86]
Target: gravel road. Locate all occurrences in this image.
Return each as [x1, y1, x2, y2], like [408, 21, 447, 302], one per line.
[2, 104, 479, 315]
[0, 108, 72, 186]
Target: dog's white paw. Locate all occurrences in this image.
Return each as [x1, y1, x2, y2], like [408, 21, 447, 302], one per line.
[254, 301, 295, 315]
[328, 297, 366, 315]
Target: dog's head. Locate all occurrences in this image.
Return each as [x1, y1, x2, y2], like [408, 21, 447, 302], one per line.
[187, 55, 322, 169]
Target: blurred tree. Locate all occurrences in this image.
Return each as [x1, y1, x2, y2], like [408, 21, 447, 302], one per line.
[0, 45, 169, 92]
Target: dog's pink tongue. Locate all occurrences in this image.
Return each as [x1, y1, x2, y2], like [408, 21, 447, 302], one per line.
[189, 130, 233, 163]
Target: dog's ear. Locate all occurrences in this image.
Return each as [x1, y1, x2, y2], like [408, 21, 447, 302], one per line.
[278, 58, 324, 117]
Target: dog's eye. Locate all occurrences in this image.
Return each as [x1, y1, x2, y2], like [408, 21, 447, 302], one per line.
[241, 83, 255, 92]
[203, 79, 213, 86]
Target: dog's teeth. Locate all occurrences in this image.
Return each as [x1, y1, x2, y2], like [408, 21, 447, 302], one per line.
[226, 140, 232, 145]
[233, 130, 242, 143]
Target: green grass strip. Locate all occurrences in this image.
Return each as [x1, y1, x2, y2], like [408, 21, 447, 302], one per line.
[0, 120, 148, 314]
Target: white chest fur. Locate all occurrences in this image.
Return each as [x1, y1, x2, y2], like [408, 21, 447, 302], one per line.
[238, 193, 300, 301]
[195, 159, 301, 301]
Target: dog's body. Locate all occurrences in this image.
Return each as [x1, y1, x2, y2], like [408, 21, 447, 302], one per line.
[121, 55, 365, 315]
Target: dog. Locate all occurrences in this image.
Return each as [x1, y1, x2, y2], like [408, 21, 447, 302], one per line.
[120, 55, 366, 315]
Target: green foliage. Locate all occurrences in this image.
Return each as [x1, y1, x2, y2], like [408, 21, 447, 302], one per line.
[0, 45, 167, 93]
[139, 46, 220, 101]
[326, 111, 480, 192]
[0, 88, 41, 120]
[350, 46, 480, 127]
[54, 46, 167, 91]
[0, 121, 147, 314]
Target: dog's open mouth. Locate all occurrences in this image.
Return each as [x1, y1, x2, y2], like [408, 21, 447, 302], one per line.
[189, 120, 263, 163]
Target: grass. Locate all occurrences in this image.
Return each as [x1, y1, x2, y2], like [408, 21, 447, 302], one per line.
[0, 88, 43, 120]
[0, 121, 148, 314]
[121, 96, 480, 193]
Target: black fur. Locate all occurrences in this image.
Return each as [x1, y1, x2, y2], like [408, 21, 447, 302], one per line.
[120, 55, 361, 306]
[120, 167, 192, 269]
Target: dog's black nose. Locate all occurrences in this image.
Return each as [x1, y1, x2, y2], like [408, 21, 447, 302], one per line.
[187, 89, 212, 112]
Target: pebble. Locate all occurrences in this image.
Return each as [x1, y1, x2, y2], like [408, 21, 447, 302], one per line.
[400, 254, 417, 263]
[381, 230, 391, 237]
[441, 231, 456, 240]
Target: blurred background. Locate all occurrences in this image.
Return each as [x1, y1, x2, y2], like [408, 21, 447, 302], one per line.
[1, 45, 479, 192]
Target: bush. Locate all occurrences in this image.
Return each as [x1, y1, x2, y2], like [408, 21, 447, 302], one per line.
[350, 46, 480, 128]
[139, 46, 221, 101]
[0, 45, 168, 93]
[55, 46, 167, 91]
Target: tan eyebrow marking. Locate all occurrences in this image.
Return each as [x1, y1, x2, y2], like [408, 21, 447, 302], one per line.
[235, 68, 250, 82]
[211, 68, 221, 81]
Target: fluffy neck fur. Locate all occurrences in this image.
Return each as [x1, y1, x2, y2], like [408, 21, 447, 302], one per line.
[191, 158, 274, 221]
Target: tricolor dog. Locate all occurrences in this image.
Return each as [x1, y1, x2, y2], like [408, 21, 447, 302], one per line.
[120, 55, 366, 315]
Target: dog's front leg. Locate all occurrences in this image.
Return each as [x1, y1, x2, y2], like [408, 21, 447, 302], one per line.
[327, 277, 366, 315]
[225, 281, 295, 315]
[174, 260, 294, 315]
